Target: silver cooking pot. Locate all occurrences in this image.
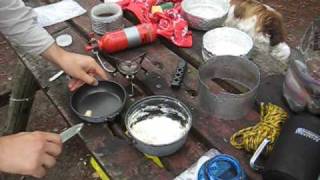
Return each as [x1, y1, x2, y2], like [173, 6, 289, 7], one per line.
[125, 95, 192, 157]
[198, 56, 260, 120]
[181, 0, 229, 30]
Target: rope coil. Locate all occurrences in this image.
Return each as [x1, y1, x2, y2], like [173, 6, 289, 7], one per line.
[230, 103, 288, 154]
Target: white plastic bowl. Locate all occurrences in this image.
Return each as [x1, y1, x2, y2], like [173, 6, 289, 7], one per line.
[181, 0, 229, 30]
[202, 27, 254, 61]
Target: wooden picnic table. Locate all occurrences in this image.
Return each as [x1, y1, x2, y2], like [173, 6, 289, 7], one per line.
[6, 0, 289, 179]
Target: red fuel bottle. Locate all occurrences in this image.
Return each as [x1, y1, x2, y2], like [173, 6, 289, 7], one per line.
[86, 23, 158, 53]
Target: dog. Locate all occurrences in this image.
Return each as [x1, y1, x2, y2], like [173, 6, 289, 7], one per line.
[224, 0, 291, 64]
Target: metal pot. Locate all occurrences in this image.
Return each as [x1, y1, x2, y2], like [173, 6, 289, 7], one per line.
[90, 3, 124, 35]
[70, 80, 127, 123]
[198, 56, 260, 120]
[181, 0, 229, 30]
[125, 95, 192, 156]
[202, 27, 253, 61]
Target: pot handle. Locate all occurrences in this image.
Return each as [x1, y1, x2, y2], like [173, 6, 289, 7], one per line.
[106, 109, 124, 121]
[109, 123, 137, 145]
[125, 131, 137, 145]
[107, 113, 118, 120]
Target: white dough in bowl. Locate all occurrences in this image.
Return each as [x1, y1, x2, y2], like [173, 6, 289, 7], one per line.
[128, 104, 190, 145]
[130, 115, 186, 145]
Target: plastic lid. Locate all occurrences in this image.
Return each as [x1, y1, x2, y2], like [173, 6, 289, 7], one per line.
[56, 34, 73, 47]
[198, 154, 246, 180]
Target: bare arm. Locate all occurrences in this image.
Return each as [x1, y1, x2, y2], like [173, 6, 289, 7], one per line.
[0, 0, 108, 90]
[0, 0, 54, 55]
[42, 43, 108, 90]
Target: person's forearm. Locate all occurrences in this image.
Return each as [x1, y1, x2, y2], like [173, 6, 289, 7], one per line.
[0, 1, 107, 92]
[41, 43, 69, 68]
[40, 43, 107, 88]
[0, 0, 54, 55]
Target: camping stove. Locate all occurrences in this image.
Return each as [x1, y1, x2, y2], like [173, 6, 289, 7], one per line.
[116, 53, 146, 97]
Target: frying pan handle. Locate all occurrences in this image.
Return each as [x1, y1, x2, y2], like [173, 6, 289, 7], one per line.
[107, 112, 119, 120]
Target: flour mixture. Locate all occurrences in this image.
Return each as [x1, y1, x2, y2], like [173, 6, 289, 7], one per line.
[128, 104, 189, 145]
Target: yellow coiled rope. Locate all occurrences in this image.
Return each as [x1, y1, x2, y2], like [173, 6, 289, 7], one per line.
[230, 103, 288, 154]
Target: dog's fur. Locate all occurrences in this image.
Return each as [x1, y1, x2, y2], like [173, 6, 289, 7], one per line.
[224, 0, 290, 63]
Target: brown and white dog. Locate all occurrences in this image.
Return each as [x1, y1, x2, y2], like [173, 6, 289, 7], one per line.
[224, 0, 290, 64]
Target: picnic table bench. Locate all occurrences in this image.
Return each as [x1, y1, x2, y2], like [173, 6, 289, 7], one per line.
[5, 0, 290, 179]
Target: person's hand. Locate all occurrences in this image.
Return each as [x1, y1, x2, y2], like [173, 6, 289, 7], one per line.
[0, 132, 62, 178]
[58, 52, 108, 91]
[41, 43, 108, 91]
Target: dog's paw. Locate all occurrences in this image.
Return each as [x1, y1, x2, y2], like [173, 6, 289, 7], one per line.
[271, 42, 291, 64]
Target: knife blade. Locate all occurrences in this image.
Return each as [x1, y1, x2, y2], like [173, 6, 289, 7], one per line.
[60, 123, 84, 143]
[49, 70, 64, 82]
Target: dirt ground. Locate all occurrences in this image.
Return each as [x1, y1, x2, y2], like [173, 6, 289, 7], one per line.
[0, 0, 319, 179]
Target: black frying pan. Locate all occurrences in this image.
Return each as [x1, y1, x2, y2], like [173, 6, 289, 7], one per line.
[70, 81, 127, 123]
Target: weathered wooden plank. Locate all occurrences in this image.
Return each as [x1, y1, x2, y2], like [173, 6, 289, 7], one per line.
[0, 90, 10, 108]
[0, 35, 17, 106]
[161, 30, 204, 68]
[161, 135, 207, 176]
[4, 60, 38, 135]
[45, 22, 69, 35]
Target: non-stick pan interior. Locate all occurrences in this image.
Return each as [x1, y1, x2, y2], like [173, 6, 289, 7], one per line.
[71, 81, 126, 119]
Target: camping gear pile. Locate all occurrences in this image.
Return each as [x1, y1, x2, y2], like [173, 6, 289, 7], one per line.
[51, 0, 319, 179]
